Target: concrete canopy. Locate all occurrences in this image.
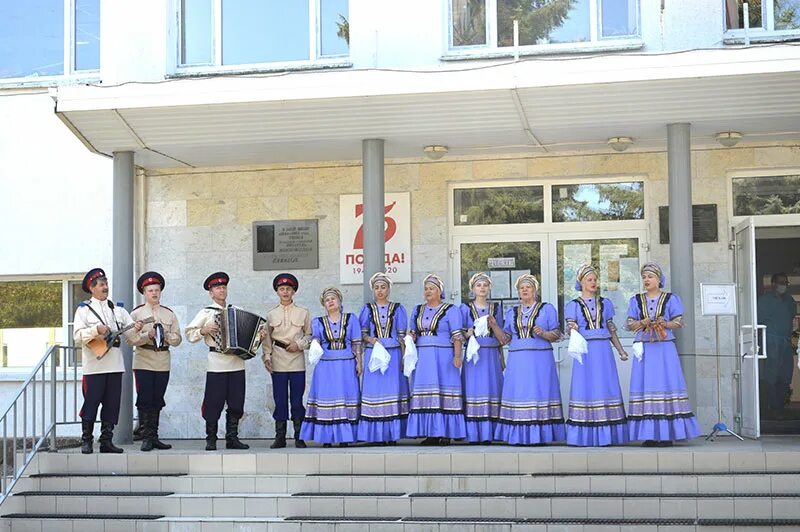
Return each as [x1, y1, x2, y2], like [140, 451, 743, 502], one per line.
[54, 45, 800, 169]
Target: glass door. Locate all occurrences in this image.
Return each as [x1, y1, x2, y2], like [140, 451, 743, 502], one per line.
[734, 217, 762, 439]
[549, 231, 647, 413]
[451, 235, 548, 310]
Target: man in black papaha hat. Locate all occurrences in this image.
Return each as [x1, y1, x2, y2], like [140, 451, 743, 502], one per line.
[185, 272, 249, 451]
[128, 271, 182, 452]
[260, 273, 311, 449]
[73, 267, 143, 454]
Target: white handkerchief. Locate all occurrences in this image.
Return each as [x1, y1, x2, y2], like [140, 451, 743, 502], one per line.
[308, 339, 324, 365]
[473, 315, 490, 337]
[369, 340, 392, 374]
[632, 341, 644, 361]
[466, 336, 481, 365]
[567, 330, 588, 365]
[403, 334, 418, 378]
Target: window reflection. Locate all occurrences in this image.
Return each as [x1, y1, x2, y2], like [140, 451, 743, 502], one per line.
[454, 186, 544, 226]
[552, 182, 644, 222]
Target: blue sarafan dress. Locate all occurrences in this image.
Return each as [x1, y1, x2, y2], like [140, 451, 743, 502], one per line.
[405, 303, 467, 439]
[300, 313, 361, 444]
[564, 297, 628, 446]
[460, 302, 504, 443]
[357, 302, 410, 442]
[494, 303, 566, 445]
[626, 292, 700, 442]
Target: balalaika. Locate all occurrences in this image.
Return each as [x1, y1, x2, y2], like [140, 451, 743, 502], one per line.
[212, 306, 266, 360]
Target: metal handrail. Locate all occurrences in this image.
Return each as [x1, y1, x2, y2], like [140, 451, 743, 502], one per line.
[1, 344, 82, 507]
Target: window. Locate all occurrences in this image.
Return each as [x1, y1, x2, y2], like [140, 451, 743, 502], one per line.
[551, 181, 644, 222]
[0, 0, 100, 81]
[449, 0, 639, 51]
[179, 0, 349, 69]
[454, 185, 544, 225]
[725, 0, 800, 34]
[732, 174, 800, 216]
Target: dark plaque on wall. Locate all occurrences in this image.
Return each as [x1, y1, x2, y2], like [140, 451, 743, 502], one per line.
[252, 219, 319, 270]
[659, 204, 718, 244]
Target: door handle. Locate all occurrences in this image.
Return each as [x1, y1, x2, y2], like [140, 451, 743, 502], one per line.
[756, 325, 768, 360]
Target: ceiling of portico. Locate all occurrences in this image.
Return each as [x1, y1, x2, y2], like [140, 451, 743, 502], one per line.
[54, 47, 800, 169]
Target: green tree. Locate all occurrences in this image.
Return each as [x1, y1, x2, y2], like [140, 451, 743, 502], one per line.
[0, 282, 62, 329]
[497, 0, 576, 46]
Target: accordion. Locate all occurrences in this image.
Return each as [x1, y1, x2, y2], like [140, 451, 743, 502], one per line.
[213, 306, 266, 360]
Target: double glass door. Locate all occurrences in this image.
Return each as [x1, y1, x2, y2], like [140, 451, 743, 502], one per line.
[451, 230, 646, 411]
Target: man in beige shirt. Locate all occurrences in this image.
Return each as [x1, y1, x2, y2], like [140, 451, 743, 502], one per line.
[73, 267, 143, 454]
[128, 271, 182, 452]
[262, 273, 311, 449]
[185, 272, 249, 451]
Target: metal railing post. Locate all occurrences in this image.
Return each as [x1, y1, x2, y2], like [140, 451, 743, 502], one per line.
[50, 346, 57, 452]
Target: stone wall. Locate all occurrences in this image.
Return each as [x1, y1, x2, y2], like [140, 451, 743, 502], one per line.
[143, 145, 800, 438]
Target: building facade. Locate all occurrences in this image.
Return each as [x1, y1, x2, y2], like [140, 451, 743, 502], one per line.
[2, 0, 799, 439]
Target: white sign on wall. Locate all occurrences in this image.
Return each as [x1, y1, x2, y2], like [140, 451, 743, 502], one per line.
[340, 192, 412, 284]
[700, 283, 737, 316]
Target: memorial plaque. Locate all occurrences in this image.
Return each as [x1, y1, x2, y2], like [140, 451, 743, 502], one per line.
[659, 204, 718, 244]
[252, 219, 319, 270]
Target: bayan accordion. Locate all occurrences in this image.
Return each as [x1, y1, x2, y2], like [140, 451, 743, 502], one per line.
[214, 306, 266, 360]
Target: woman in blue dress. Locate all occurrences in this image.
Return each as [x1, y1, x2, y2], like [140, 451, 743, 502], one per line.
[564, 264, 629, 446]
[300, 287, 362, 447]
[493, 274, 565, 445]
[460, 272, 504, 444]
[357, 272, 409, 445]
[406, 274, 466, 445]
[626, 262, 700, 446]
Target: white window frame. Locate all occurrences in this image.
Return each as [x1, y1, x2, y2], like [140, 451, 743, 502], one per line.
[724, 0, 800, 41]
[449, 174, 649, 238]
[444, 0, 642, 59]
[728, 167, 800, 226]
[0, 0, 100, 87]
[175, 0, 350, 75]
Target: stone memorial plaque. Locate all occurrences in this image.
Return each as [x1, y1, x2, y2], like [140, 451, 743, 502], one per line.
[659, 204, 718, 244]
[252, 219, 319, 270]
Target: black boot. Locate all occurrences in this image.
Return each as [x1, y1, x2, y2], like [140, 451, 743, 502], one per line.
[293, 418, 306, 448]
[205, 420, 218, 451]
[151, 410, 172, 450]
[225, 414, 249, 450]
[81, 420, 94, 454]
[140, 411, 154, 452]
[98, 422, 123, 453]
[133, 408, 144, 441]
[271, 420, 287, 449]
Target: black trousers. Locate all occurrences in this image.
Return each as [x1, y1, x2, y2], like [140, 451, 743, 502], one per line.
[202, 370, 245, 422]
[271, 370, 306, 421]
[80, 372, 123, 424]
[134, 369, 170, 412]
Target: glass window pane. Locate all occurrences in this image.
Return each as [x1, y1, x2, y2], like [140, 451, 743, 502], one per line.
[552, 181, 644, 222]
[556, 237, 640, 337]
[222, 0, 309, 65]
[774, 0, 800, 30]
[732, 175, 800, 216]
[452, 0, 487, 47]
[725, 0, 764, 29]
[0, 0, 64, 79]
[497, 0, 590, 47]
[454, 186, 544, 226]
[601, 0, 638, 37]
[460, 241, 541, 306]
[0, 281, 63, 368]
[181, 0, 214, 65]
[74, 0, 100, 71]
[320, 0, 349, 56]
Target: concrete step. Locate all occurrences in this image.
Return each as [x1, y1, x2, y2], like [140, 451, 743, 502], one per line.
[8, 492, 800, 519]
[17, 472, 800, 495]
[29, 448, 800, 477]
[5, 516, 800, 532]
